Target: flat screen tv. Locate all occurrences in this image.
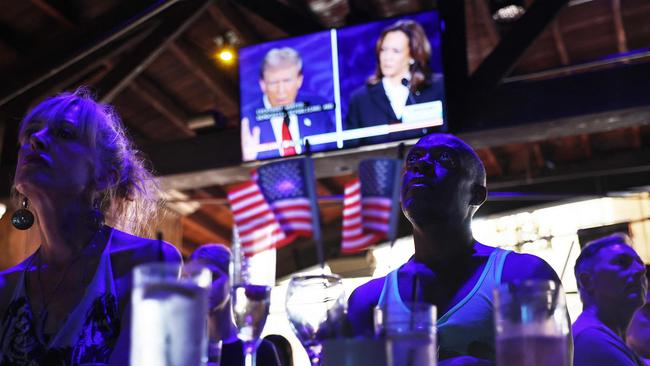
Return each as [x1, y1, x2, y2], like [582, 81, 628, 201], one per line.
[239, 10, 446, 162]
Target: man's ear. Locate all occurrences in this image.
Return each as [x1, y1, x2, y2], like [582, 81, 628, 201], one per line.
[259, 79, 267, 94]
[470, 184, 487, 206]
[297, 73, 304, 88]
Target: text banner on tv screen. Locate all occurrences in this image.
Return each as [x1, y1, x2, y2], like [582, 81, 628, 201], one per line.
[239, 10, 445, 162]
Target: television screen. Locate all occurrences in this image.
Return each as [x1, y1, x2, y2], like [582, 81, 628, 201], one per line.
[239, 11, 445, 162]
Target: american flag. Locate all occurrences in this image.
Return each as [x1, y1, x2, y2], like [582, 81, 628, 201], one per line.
[341, 158, 401, 254]
[256, 159, 314, 240]
[227, 180, 288, 256]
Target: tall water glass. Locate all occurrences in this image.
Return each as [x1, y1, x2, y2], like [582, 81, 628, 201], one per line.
[379, 303, 437, 366]
[130, 262, 212, 366]
[232, 284, 272, 366]
[494, 280, 571, 366]
[285, 274, 346, 366]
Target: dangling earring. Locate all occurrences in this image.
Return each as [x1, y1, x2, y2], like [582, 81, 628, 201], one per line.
[12, 197, 34, 230]
[88, 198, 105, 230]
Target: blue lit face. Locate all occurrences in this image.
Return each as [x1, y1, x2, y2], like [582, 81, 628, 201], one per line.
[401, 134, 476, 226]
[589, 243, 647, 310]
[15, 105, 95, 199]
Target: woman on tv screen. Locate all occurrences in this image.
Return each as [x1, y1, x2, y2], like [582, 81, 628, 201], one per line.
[345, 19, 444, 145]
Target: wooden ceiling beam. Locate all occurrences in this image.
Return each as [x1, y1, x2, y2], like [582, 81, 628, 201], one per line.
[181, 215, 230, 248]
[208, 0, 263, 45]
[475, 0, 499, 50]
[168, 38, 238, 111]
[530, 143, 545, 168]
[580, 134, 592, 158]
[0, 1, 180, 107]
[481, 148, 504, 176]
[467, 0, 569, 97]
[95, 0, 213, 103]
[129, 75, 196, 137]
[0, 22, 34, 56]
[29, 0, 77, 29]
[231, 0, 324, 36]
[551, 20, 570, 65]
[612, 0, 628, 53]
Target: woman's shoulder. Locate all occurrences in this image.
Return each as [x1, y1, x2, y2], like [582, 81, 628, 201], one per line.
[0, 256, 34, 318]
[107, 227, 182, 265]
[351, 81, 382, 99]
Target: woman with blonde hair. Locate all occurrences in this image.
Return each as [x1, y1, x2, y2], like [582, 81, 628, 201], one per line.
[0, 88, 180, 365]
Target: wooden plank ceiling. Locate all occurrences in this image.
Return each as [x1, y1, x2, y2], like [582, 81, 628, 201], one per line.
[1, 0, 650, 274]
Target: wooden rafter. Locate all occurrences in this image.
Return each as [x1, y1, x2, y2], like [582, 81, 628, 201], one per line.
[183, 212, 231, 244]
[95, 0, 213, 103]
[551, 20, 570, 65]
[467, 0, 569, 95]
[482, 148, 503, 176]
[182, 216, 227, 244]
[233, 0, 323, 36]
[612, 0, 628, 53]
[0, 22, 33, 56]
[0, 1, 179, 107]
[29, 0, 76, 29]
[580, 134, 592, 158]
[475, 0, 499, 50]
[530, 143, 545, 168]
[208, 0, 263, 45]
[129, 75, 196, 137]
[168, 39, 238, 111]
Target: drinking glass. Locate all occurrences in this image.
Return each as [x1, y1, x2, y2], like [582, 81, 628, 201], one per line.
[231, 284, 272, 366]
[378, 303, 437, 366]
[285, 274, 346, 366]
[130, 262, 212, 366]
[494, 280, 571, 366]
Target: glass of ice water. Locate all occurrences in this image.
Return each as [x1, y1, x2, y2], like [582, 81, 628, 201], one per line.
[231, 283, 272, 366]
[130, 262, 212, 366]
[494, 280, 571, 366]
[380, 302, 437, 366]
[285, 274, 346, 366]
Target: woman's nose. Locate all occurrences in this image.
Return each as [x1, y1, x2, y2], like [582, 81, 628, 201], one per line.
[29, 128, 48, 151]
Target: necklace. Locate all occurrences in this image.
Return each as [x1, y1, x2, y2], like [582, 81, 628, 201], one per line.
[32, 226, 104, 339]
[34, 248, 86, 338]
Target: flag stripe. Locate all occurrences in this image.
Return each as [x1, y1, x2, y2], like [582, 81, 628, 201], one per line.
[227, 180, 286, 257]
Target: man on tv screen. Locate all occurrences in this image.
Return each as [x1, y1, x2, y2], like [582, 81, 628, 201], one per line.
[241, 47, 335, 161]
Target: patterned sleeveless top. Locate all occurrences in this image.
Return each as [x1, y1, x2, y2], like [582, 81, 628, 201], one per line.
[0, 227, 121, 366]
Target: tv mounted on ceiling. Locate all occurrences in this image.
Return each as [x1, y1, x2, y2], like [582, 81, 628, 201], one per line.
[239, 10, 447, 162]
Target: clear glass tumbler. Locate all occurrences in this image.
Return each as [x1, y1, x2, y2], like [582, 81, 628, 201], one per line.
[130, 262, 212, 366]
[494, 280, 571, 366]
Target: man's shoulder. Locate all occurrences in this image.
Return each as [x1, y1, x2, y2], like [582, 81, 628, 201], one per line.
[350, 82, 382, 101]
[501, 250, 559, 283]
[573, 315, 640, 366]
[349, 276, 386, 305]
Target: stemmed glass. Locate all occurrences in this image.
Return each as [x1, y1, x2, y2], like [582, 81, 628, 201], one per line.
[231, 283, 272, 366]
[285, 274, 346, 366]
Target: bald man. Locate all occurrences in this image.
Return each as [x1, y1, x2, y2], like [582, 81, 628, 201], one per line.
[347, 134, 561, 366]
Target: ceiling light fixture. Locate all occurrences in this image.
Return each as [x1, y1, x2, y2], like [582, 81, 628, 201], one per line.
[490, 0, 526, 23]
[213, 31, 239, 66]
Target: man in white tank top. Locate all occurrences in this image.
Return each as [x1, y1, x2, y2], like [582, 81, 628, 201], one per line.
[347, 134, 562, 365]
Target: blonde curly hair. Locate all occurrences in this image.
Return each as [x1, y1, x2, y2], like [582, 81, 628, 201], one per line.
[14, 87, 162, 237]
